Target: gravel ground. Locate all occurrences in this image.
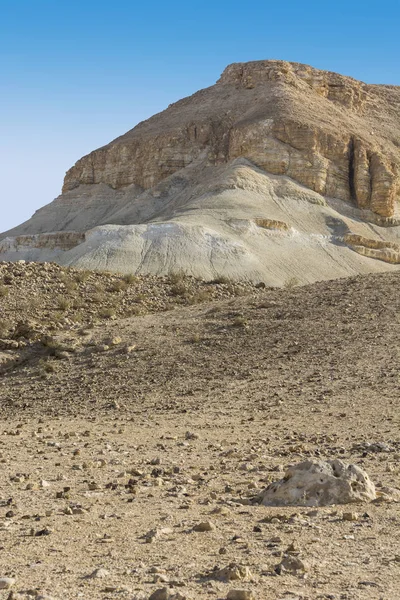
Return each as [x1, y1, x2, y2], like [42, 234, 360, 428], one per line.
[0, 268, 399, 599]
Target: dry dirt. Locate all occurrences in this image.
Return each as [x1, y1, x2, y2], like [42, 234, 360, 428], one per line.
[0, 266, 399, 600]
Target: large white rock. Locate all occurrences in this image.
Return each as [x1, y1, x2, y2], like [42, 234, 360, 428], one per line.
[260, 459, 376, 506]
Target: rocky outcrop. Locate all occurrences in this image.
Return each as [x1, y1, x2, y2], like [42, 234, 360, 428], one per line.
[254, 218, 290, 231]
[343, 233, 400, 264]
[219, 61, 368, 110]
[0, 232, 85, 253]
[61, 60, 400, 220]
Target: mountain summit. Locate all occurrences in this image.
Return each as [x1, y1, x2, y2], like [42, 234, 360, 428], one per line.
[2, 60, 400, 284]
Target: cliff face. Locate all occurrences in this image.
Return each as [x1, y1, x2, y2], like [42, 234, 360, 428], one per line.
[63, 60, 400, 220]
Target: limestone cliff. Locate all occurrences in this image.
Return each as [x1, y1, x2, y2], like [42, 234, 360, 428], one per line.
[62, 60, 400, 221]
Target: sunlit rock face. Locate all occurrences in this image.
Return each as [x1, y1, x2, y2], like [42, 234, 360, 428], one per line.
[63, 60, 400, 220]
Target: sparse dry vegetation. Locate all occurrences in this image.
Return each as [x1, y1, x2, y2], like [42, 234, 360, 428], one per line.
[0, 262, 263, 345]
[74, 269, 91, 283]
[209, 275, 231, 284]
[170, 282, 187, 297]
[56, 296, 70, 311]
[284, 276, 300, 289]
[232, 314, 247, 327]
[169, 271, 186, 285]
[108, 280, 129, 293]
[99, 307, 116, 319]
[123, 273, 137, 284]
[0, 318, 10, 337]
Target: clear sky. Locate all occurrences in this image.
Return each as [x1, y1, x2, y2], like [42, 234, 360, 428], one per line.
[1, 0, 399, 232]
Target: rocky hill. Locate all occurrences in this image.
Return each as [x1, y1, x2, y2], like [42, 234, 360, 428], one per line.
[2, 60, 400, 283]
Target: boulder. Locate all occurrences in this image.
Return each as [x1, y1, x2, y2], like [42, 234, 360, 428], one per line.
[259, 459, 376, 506]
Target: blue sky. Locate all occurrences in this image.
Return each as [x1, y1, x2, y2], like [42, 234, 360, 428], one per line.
[1, 0, 399, 232]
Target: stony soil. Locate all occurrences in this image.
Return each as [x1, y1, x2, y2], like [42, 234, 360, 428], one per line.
[0, 261, 262, 346]
[0, 266, 399, 600]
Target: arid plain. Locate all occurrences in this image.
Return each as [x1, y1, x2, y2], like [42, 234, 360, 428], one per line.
[0, 264, 399, 600]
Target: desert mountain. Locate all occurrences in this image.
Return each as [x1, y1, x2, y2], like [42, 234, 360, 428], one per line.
[2, 60, 400, 284]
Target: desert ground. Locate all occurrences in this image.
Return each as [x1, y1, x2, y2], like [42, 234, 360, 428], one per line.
[0, 264, 399, 600]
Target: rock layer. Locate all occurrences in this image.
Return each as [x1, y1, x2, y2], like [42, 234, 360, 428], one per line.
[343, 233, 400, 264]
[62, 60, 400, 219]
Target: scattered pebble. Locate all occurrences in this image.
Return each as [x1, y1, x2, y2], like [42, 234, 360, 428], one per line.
[0, 578, 16, 590]
[226, 590, 254, 600]
[193, 521, 216, 532]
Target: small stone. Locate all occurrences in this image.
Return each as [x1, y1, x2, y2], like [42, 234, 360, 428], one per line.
[26, 483, 39, 490]
[153, 575, 169, 583]
[286, 541, 300, 554]
[35, 527, 52, 536]
[125, 345, 136, 353]
[149, 587, 170, 600]
[226, 590, 254, 600]
[260, 459, 376, 506]
[145, 527, 173, 543]
[73, 507, 86, 515]
[193, 521, 215, 532]
[214, 564, 253, 582]
[88, 567, 110, 579]
[0, 578, 16, 590]
[343, 511, 359, 522]
[149, 567, 166, 574]
[275, 555, 307, 575]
